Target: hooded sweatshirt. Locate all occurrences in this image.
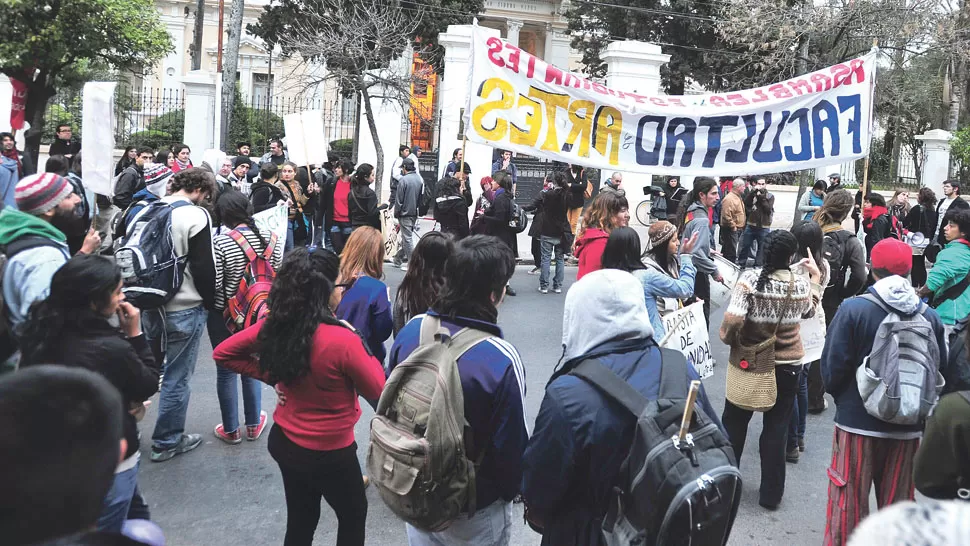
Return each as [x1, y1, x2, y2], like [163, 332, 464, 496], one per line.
[681, 201, 717, 275]
[821, 275, 948, 438]
[522, 270, 722, 546]
[0, 209, 71, 326]
[0, 156, 17, 210]
[575, 228, 609, 280]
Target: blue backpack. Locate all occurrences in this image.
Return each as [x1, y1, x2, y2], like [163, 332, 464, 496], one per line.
[114, 200, 191, 309]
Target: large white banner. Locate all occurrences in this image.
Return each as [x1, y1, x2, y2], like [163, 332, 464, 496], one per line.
[463, 26, 876, 176]
[81, 82, 117, 196]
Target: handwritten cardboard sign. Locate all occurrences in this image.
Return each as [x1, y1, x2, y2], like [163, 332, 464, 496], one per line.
[660, 301, 714, 379]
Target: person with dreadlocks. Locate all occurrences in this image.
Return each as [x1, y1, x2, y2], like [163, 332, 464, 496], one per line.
[719, 230, 821, 511]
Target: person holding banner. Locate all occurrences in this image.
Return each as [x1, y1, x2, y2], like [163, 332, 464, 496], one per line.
[677, 177, 723, 324]
[719, 230, 821, 511]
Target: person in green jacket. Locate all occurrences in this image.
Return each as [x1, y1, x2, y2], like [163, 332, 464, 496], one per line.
[913, 391, 970, 500]
[920, 209, 970, 325]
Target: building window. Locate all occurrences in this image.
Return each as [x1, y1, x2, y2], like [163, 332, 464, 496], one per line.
[340, 93, 358, 125]
[252, 73, 274, 108]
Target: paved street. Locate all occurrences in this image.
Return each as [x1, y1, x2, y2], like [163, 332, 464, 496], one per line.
[138, 265, 838, 546]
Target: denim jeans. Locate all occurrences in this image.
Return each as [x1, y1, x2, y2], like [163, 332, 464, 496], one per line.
[539, 236, 565, 290]
[207, 312, 262, 433]
[144, 305, 208, 450]
[395, 216, 417, 264]
[405, 501, 512, 546]
[788, 364, 809, 452]
[737, 226, 769, 267]
[98, 461, 139, 533]
[331, 223, 353, 255]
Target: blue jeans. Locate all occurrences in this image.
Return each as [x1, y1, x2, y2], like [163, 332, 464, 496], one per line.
[207, 312, 262, 433]
[98, 461, 139, 533]
[788, 364, 809, 452]
[539, 236, 565, 290]
[737, 226, 769, 267]
[144, 305, 208, 450]
[331, 223, 354, 255]
[405, 501, 512, 546]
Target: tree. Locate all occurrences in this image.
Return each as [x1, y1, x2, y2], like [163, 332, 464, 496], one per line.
[220, 0, 246, 149]
[190, 0, 206, 71]
[0, 0, 172, 165]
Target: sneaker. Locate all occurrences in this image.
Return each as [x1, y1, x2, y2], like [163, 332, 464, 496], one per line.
[528, 267, 540, 275]
[552, 287, 562, 294]
[538, 287, 549, 294]
[151, 433, 203, 462]
[399, 262, 409, 271]
[786, 447, 800, 464]
[214, 424, 241, 445]
[246, 411, 268, 441]
[798, 438, 805, 452]
[505, 285, 517, 297]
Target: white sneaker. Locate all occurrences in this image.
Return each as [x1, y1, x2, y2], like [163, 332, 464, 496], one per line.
[399, 262, 408, 271]
[552, 287, 562, 294]
[538, 287, 549, 294]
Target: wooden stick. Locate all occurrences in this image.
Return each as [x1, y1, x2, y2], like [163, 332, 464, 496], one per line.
[678, 380, 702, 443]
[458, 135, 467, 176]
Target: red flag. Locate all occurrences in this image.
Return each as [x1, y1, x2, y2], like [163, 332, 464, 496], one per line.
[10, 77, 27, 130]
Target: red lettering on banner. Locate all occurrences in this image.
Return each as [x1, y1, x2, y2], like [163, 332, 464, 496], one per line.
[768, 84, 792, 99]
[788, 79, 813, 95]
[751, 90, 769, 103]
[728, 93, 749, 106]
[667, 97, 685, 107]
[505, 44, 522, 74]
[592, 81, 608, 95]
[544, 64, 564, 85]
[526, 54, 536, 79]
[830, 63, 850, 87]
[649, 97, 667, 106]
[811, 73, 832, 92]
[626, 93, 648, 104]
[10, 78, 27, 131]
[710, 96, 729, 107]
[486, 38, 505, 68]
[847, 59, 866, 83]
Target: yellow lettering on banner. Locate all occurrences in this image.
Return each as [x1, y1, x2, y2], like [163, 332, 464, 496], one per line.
[471, 78, 515, 142]
[511, 94, 541, 148]
[593, 106, 622, 165]
[527, 87, 570, 152]
[563, 100, 594, 158]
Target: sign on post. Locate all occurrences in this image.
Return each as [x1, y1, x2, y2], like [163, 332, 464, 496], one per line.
[660, 301, 715, 379]
[283, 110, 327, 167]
[81, 82, 118, 197]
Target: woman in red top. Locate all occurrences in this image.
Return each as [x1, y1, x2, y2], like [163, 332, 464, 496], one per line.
[214, 247, 385, 546]
[328, 160, 354, 254]
[574, 190, 630, 280]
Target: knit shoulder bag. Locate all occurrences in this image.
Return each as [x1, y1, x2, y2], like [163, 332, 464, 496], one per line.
[726, 273, 794, 412]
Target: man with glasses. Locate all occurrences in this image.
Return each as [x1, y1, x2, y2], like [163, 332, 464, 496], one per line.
[48, 124, 81, 159]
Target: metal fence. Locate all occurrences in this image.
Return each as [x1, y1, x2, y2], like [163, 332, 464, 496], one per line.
[240, 93, 358, 158]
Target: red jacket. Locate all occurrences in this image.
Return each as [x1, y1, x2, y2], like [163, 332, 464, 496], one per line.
[214, 319, 386, 451]
[576, 228, 609, 280]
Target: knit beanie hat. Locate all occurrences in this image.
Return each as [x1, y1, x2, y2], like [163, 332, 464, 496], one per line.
[144, 164, 174, 197]
[847, 500, 970, 545]
[647, 221, 677, 250]
[15, 173, 74, 215]
[233, 155, 252, 169]
[871, 238, 912, 276]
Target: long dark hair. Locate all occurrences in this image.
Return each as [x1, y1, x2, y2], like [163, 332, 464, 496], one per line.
[396, 232, 454, 322]
[602, 227, 646, 272]
[353, 163, 374, 195]
[790, 221, 823, 269]
[19, 255, 121, 365]
[217, 191, 267, 247]
[754, 230, 798, 292]
[433, 235, 515, 324]
[676, 177, 717, 233]
[256, 248, 341, 384]
[116, 146, 137, 173]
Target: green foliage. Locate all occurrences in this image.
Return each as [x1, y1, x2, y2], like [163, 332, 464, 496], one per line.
[227, 87, 285, 156]
[42, 101, 81, 144]
[951, 126, 970, 184]
[129, 130, 174, 150]
[329, 139, 354, 155]
[147, 111, 186, 144]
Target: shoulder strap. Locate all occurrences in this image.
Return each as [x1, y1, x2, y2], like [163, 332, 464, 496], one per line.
[571, 359, 650, 417]
[657, 348, 690, 400]
[448, 327, 493, 359]
[418, 314, 444, 347]
[3, 235, 60, 258]
[227, 229, 257, 262]
[959, 391, 970, 406]
[262, 232, 279, 261]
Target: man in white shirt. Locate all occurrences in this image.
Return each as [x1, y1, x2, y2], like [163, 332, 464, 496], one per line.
[934, 180, 970, 247]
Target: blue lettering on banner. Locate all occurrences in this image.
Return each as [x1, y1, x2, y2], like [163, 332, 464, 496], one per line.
[664, 118, 697, 167]
[783, 108, 811, 161]
[699, 115, 740, 168]
[812, 99, 841, 159]
[725, 114, 758, 164]
[753, 110, 789, 163]
[838, 94, 862, 154]
[635, 115, 665, 166]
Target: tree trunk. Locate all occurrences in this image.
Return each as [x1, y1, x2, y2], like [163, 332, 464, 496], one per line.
[360, 86, 384, 198]
[219, 0, 245, 150]
[191, 0, 206, 71]
[790, 15, 811, 229]
[21, 73, 54, 171]
[949, 59, 964, 176]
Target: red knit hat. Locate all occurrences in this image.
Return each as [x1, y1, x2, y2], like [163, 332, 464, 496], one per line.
[871, 238, 912, 276]
[15, 173, 73, 215]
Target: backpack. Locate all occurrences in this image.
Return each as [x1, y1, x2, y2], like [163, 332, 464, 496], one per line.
[114, 200, 192, 309]
[570, 350, 741, 546]
[368, 315, 491, 532]
[822, 230, 853, 296]
[111, 192, 161, 254]
[418, 176, 435, 217]
[856, 294, 944, 425]
[0, 236, 64, 367]
[510, 201, 529, 233]
[224, 229, 279, 334]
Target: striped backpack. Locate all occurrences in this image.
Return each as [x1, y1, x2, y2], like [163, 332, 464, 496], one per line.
[224, 229, 278, 334]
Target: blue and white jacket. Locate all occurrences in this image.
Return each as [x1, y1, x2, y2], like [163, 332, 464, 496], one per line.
[632, 254, 696, 339]
[335, 275, 393, 365]
[388, 310, 528, 510]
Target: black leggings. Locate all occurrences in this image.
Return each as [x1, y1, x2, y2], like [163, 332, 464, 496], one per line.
[268, 425, 367, 546]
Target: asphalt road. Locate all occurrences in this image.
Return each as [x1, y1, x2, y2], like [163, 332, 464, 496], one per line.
[138, 265, 838, 546]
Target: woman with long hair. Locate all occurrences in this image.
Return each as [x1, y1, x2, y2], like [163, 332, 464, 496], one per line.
[393, 231, 454, 335]
[327, 160, 355, 254]
[719, 230, 821, 511]
[786, 221, 830, 463]
[156, 150, 175, 170]
[574, 190, 630, 280]
[115, 146, 137, 176]
[214, 247, 385, 546]
[888, 189, 912, 226]
[171, 143, 192, 172]
[603, 222, 699, 339]
[906, 187, 938, 287]
[277, 161, 310, 250]
[211, 191, 284, 444]
[483, 170, 518, 295]
[347, 163, 381, 231]
[676, 177, 723, 324]
[19, 255, 160, 533]
[334, 227, 393, 365]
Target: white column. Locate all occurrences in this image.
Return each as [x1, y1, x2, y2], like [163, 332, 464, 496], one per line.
[437, 24, 501, 212]
[916, 129, 952, 198]
[548, 29, 572, 70]
[505, 19, 523, 47]
[160, 17, 187, 89]
[601, 41, 670, 222]
[181, 70, 218, 158]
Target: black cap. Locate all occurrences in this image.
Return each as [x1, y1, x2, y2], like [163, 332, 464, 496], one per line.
[828, 173, 841, 179]
[402, 158, 415, 172]
[233, 155, 252, 168]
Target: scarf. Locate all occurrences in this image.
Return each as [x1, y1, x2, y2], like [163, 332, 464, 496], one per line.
[2, 148, 22, 176]
[864, 205, 888, 229]
[175, 158, 191, 171]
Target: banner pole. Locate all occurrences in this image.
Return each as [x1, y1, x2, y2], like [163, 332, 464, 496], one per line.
[860, 38, 877, 203]
[458, 135, 467, 176]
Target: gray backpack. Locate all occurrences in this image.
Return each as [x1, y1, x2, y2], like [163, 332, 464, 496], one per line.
[856, 294, 944, 425]
[367, 315, 490, 531]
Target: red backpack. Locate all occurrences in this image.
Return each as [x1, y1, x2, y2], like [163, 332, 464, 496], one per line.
[224, 229, 279, 334]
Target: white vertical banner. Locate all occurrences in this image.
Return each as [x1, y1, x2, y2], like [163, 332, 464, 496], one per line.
[283, 110, 327, 167]
[82, 82, 117, 196]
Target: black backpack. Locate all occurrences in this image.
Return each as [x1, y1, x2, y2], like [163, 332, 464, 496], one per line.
[570, 349, 741, 546]
[822, 230, 853, 298]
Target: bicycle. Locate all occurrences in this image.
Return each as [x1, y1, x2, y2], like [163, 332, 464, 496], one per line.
[635, 185, 666, 226]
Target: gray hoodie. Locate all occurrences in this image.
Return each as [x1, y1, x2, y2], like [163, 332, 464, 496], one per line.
[562, 269, 655, 362]
[681, 201, 717, 275]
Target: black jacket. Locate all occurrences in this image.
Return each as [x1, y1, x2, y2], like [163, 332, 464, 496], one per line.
[483, 189, 516, 250]
[314, 167, 335, 227]
[937, 196, 970, 245]
[21, 319, 160, 460]
[864, 213, 891, 255]
[525, 187, 569, 239]
[249, 180, 285, 214]
[348, 184, 381, 230]
[743, 189, 775, 227]
[48, 138, 81, 158]
[112, 165, 145, 209]
[433, 177, 472, 238]
[565, 169, 586, 209]
[905, 203, 938, 238]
